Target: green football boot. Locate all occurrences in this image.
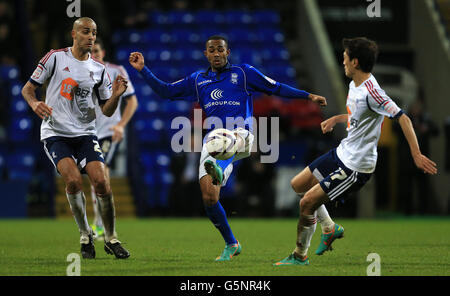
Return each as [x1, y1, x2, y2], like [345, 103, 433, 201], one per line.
[273, 253, 310, 266]
[204, 160, 223, 186]
[215, 241, 242, 262]
[315, 223, 344, 255]
[91, 224, 105, 241]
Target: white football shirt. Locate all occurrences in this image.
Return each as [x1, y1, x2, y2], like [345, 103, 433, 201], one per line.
[94, 62, 135, 140]
[336, 74, 403, 173]
[29, 47, 112, 141]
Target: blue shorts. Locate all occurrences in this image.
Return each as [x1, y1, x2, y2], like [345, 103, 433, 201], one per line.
[43, 135, 104, 174]
[98, 136, 121, 167]
[308, 148, 372, 202]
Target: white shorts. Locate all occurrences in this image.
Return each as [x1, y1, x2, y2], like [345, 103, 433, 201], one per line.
[198, 127, 254, 186]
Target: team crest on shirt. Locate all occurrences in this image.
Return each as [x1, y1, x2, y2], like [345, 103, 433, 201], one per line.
[231, 73, 238, 84]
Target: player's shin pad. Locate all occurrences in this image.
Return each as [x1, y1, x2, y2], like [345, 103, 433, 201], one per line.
[96, 193, 116, 242]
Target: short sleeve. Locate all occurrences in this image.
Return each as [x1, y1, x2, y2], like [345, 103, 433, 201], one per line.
[96, 69, 113, 105]
[365, 82, 403, 119]
[29, 50, 57, 86]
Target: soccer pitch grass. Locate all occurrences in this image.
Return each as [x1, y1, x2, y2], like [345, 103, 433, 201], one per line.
[0, 217, 448, 276]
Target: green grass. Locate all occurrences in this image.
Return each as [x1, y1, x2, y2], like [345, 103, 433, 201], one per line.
[0, 217, 449, 276]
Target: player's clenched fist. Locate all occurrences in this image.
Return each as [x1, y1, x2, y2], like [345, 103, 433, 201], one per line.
[112, 75, 128, 97]
[129, 52, 145, 71]
[32, 101, 53, 120]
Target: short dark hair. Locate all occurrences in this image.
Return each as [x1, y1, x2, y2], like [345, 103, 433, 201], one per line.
[342, 37, 379, 73]
[206, 35, 229, 49]
[94, 37, 105, 50]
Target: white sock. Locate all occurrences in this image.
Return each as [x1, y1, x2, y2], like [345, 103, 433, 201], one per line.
[96, 193, 117, 242]
[66, 191, 91, 238]
[295, 214, 317, 257]
[90, 185, 103, 228]
[316, 204, 334, 233]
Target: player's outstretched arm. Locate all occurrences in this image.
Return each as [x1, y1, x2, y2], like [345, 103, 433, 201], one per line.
[398, 113, 437, 175]
[129, 52, 196, 100]
[21, 81, 53, 120]
[320, 114, 347, 133]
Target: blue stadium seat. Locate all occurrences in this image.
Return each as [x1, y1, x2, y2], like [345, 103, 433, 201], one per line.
[8, 116, 33, 142]
[261, 47, 290, 62]
[0, 149, 5, 177]
[145, 28, 172, 45]
[257, 27, 285, 43]
[232, 47, 262, 66]
[148, 11, 174, 26]
[224, 10, 254, 26]
[10, 98, 29, 115]
[134, 118, 165, 143]
[171, 29, 201, 44]
[169, 11, 196, 26]
[252, 10, 281, 25]
[195, 10, 226, 26]
[226, 28, 259, 45]
[6, 150, 35, 180]
[0, 65, 20, 81]
[115, 45, 139, 63]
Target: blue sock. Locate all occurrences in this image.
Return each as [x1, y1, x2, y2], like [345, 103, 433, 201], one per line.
[204, 201, 237, 245]
[216, 155, 235, 173]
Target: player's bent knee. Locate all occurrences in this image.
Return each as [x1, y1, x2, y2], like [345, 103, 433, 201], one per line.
[201, 190, 219, 206]
[299, 193, 315, 214]
[92, 177, 110, 195]
[65, 178, 83, 194]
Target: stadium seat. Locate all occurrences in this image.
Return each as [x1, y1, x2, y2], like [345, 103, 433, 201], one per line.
[169, 11, 196, 26]
[257, 27, 285, 43]
[224, 10, 254, 26]
[226, 28, 260, 45]
[195, 10, 226, 26]
[252, 10, 281, 25]
[0, 65, 20, 81]
[134, 118, 165, 143]
[10, 98, 29, 115]
[148, 11, 174, 26]
[6, 150, 35, 180]
[171, 29, 201, 45]
[0, 149, 5, 178]
[261, 47, 290, 62]
[8, 116, 33, 143]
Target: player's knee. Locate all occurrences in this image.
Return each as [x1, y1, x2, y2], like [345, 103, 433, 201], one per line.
[91, 176, 110, 195]
[201, 190, 219, 206]
[291, 177, 301, 193]
[299, 194, 314, 213]
[65, 178, 83, 194]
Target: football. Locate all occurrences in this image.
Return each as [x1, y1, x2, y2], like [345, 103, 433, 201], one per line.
[205, 128, 237, 160]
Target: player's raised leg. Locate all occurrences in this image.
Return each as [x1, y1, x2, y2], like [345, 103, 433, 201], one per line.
[291, 167, 340, 255]
[85, 161, 129, 259]
[57, 157, 95, 259]
[200, 175, 241, 261]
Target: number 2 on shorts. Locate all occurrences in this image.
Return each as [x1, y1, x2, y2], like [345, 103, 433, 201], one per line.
[330, 167, 347, 180]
